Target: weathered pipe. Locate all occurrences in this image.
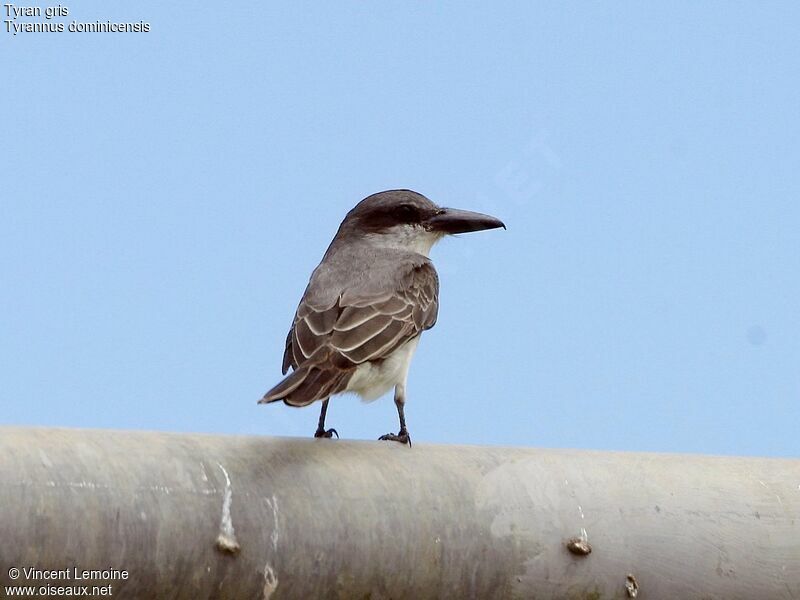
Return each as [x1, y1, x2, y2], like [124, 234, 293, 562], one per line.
[0, 427, 798, 599]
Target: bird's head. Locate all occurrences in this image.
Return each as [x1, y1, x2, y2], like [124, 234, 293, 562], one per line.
[338, 189, 505, 256]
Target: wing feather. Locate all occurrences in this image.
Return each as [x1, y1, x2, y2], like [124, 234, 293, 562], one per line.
[293, 318, 325, 360]
[342, 320, 415, 363]
[274, 260, 439, 405]
[374, 296, 408, 315]
[330, 314, 393, 352]
[334, 305, 379, 331]
[303, 305, 338, 335]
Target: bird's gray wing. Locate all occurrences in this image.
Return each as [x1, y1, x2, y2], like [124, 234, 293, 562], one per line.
[290, 262, 439, 368]
[281, 328, 296, 374]
[288, 260, 439, 370]
[267, 261, 438, 406]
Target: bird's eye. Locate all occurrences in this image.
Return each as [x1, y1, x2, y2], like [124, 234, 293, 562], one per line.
[396, 204, 418, 220]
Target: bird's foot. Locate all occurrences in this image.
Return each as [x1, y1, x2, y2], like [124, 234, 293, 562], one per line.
[378, 429, 412, 446]
[314, 428, 339, 439]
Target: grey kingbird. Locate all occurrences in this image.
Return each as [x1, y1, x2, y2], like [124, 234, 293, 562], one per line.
[259, 189, 504, 444]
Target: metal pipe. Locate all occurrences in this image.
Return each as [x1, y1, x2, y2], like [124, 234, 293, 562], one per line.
[0, 426, 798, 599]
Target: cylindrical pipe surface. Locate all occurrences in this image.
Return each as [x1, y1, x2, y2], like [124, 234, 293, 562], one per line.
[0, 427, 798, 599]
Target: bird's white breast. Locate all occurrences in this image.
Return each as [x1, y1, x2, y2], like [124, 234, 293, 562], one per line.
[344, 336, 421, 402]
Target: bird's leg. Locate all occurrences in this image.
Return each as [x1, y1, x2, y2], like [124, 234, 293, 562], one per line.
[379, 385, 412, 446]
[313, 399, 338, 439]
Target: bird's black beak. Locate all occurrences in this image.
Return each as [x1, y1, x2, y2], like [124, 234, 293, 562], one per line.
[424, 207, 506, 234]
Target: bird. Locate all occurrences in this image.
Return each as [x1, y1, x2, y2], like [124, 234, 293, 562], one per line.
[259, 189, 504, 444]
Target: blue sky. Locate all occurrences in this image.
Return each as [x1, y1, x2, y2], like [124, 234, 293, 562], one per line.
[2, 2, 798, 456]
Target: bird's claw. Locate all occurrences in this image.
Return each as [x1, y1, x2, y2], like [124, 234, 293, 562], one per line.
[314, 428, 339, 439]
[378, 430, 412, 446]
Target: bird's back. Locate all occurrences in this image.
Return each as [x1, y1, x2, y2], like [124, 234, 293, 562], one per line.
[304, 240, 434, 310]
[264, 240, 439, 406]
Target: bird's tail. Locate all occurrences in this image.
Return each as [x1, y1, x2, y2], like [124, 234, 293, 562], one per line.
[259, 365, 352, 407]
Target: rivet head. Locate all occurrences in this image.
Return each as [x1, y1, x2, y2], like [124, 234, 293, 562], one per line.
[626, 574, 639, 598]
[566, 537, 592, 556]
